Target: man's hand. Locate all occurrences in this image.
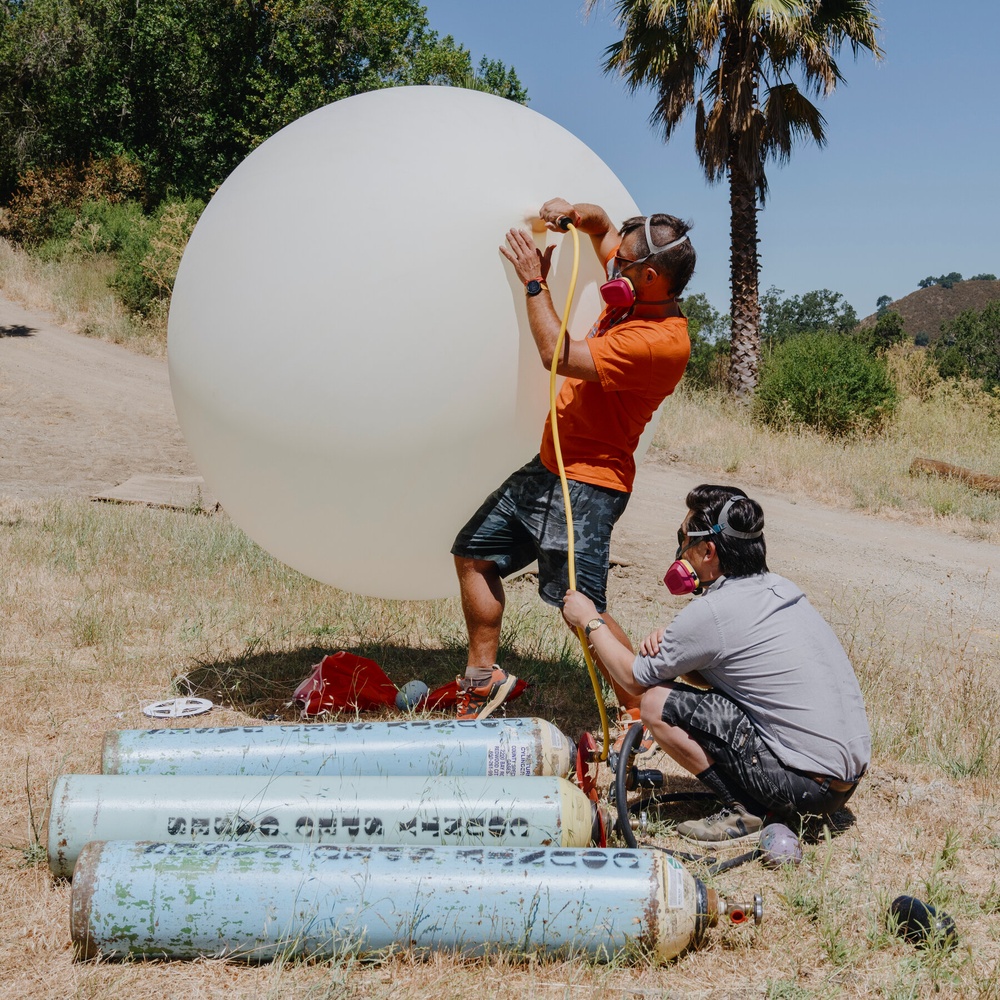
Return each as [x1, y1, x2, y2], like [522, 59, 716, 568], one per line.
[539, 198, 582, 232]
[562, 589, 598, 630]
[639, 628, 666, 657]
[500, 228, 554, 286]
[537, 199, 618, 266]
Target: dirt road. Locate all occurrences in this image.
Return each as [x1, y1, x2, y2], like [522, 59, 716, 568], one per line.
[0, 295, 193, 499]
[2, 291, 996, 664]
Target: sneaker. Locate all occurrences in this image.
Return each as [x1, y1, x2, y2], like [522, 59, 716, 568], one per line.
[676, 805, 764, 846]
[456, 666, 517, 721]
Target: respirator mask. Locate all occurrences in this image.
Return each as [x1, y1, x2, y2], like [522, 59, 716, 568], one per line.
[663, 551, 702, 596]
[599, 217, 689, 308]
[663, 498, 765, 596]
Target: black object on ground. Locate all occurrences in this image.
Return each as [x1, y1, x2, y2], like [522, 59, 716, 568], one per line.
[889, 895, 958, 949]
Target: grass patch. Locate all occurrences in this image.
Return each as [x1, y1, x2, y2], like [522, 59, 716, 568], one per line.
[0, 237, 166, 355]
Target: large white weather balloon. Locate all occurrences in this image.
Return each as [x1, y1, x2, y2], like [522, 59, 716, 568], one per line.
[168, 86, 651, 599]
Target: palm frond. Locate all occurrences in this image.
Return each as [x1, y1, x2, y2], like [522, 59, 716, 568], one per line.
[811, 0, 883, 58]
[603, 0, 715, 134]
[748, 0, 813, 34]
[694, 96, 730, 181]
[761, 81, 827, 164]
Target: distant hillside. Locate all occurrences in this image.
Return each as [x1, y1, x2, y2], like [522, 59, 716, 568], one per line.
[860, 280, 1000, 342]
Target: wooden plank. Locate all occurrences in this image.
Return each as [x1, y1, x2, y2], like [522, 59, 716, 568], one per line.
[92, 474, 220, 512]
[909, 457, 1000, 494]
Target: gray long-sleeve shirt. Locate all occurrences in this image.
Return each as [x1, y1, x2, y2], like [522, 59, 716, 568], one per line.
[633, 573, 870, 780]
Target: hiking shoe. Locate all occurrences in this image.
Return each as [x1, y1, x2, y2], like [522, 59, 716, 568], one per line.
[456, 667, 517, 721]
[676, 805, 764, 846]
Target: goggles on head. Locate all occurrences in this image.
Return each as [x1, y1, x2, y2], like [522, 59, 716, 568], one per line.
[599, 218, 689, 308]
[663, 499, 763, 597]
[685, 498, 764, 541]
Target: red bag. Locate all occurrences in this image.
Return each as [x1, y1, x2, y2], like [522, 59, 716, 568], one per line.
[293, 652, 399, 716]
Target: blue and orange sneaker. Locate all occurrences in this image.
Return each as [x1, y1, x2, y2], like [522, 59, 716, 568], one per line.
[456, 666, 518, 721]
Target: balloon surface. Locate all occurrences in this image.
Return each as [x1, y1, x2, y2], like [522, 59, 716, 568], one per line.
[169, 86, 648, 598]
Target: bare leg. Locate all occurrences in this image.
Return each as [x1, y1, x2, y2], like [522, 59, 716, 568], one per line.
[577, 610, 641, 711]
[454, 556, 505, 672]
[639, 685, 713, 774]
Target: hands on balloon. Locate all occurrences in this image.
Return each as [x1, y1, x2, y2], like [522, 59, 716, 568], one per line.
[499, 227, 554, 285]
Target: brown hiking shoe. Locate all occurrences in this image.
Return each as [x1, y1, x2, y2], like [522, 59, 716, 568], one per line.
[676, 805, 763, 846]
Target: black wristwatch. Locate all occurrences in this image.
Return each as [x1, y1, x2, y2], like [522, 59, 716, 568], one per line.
[525, 278, 548, 297]
[585, 617, 606, 637]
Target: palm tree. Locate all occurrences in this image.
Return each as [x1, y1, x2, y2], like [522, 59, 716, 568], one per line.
[592, 0, 881, 397]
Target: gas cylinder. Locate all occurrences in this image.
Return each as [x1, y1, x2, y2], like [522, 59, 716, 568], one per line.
[71, 841, 762, 962]
[102, 717, 572, 778]
[49, 773, 600, 878]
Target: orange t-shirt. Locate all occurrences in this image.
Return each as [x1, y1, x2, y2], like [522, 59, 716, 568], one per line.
[539, 312, 690, 492]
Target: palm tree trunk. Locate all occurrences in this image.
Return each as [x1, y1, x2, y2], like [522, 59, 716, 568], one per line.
[727, 152, 761, 399]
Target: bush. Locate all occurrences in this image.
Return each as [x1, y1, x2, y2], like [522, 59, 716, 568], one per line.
[857, 310, 906, 354]
[754, 332, 898, 437]
[680, 291, 730, 388]
[1, 156, 146, 247]
[33, 198, 149, 262]
[111, 198, 204, 314]
[934, 302, 1000, 391]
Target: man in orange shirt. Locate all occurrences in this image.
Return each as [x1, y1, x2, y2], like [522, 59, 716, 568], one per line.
[451, 197, 694, 721]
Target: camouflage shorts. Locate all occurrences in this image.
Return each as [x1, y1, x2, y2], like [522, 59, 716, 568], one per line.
[451, 455, 629, 612]
[661, 684, 861, 818]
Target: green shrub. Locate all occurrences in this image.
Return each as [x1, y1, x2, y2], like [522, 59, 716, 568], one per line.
[857, 310, 906, 354]
[680, 291, 730, 389]
[1, 156, 146, 247]
[754, 331, 898, 437]
[32, 199, 149, 262]
[111, 197, 204, 314]
[934, 302, 1000, 391]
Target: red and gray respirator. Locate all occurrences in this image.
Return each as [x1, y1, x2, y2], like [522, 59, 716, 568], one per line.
[663, 555, 703, 597]
[663, 498, 764, 596]
[599, 217, 690, 308]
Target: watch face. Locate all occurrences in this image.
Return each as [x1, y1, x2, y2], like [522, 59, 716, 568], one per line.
[525, 279, 542, 296]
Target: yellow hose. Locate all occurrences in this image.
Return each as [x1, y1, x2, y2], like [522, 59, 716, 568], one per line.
[548, 223, 610, 763]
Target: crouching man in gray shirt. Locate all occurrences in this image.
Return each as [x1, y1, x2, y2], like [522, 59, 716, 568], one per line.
[562, 484, 870, 846]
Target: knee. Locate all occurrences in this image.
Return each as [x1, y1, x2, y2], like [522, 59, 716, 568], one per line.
[455, 556, 498, 581]
[639, 685, 670, 729]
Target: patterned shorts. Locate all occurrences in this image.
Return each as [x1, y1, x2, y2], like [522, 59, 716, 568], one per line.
[661, 683, 860, 818]
[451, 455, 630, 612]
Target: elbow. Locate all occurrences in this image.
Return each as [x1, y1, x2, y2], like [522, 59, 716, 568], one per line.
[624, 676, 646, 698]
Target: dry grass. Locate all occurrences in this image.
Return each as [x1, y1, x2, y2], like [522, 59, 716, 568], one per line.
[2, 488, 999, 998]
[0, 238, 166, 356]
[654, 349, 1000, 545]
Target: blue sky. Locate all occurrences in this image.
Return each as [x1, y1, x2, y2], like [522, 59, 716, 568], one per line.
[420, 0, 999, 320]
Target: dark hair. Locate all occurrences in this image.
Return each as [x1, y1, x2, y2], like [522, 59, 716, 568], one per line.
[619, 213, 696, 296]
[685, 484, 767, 578]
